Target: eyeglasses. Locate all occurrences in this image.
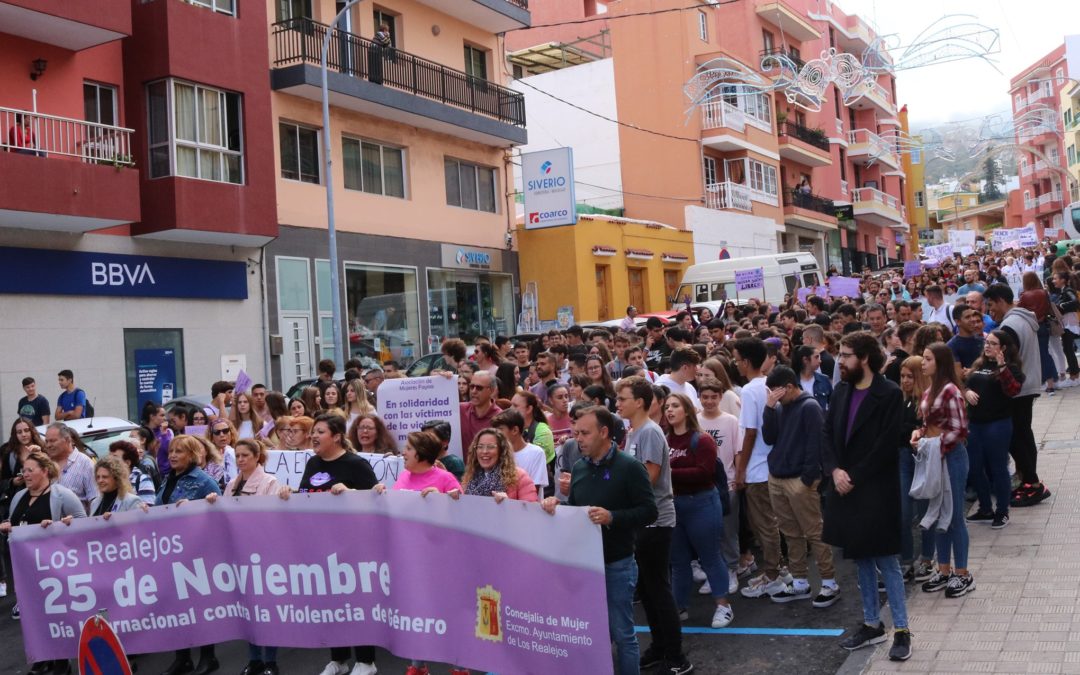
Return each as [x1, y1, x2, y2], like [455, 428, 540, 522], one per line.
[212, 428, 230, 436]
[468, 384, 489, 391]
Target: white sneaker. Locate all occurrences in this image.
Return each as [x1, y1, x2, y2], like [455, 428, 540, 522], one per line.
[779, 566, 794, 585]
[764, 576, 788, 596]
[698, 581, 712, 595]
[711, 604, 734, 628]
[728, 569, 739, 594]
[691, 560, 707, 583]
[740, 573, 772, 598]
[349, 663, 377, 675]
[318, 662, 350, 675]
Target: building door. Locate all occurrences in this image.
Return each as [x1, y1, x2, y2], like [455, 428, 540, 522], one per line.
[595, 265, 611, 321]
[281, 316, 312, 389]
[628, 268, 647, 312]
[663, 270, 680, 306]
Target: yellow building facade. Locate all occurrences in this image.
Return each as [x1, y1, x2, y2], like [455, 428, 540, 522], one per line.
[517, 215, 695, 323]
[900, 106, 929, 253]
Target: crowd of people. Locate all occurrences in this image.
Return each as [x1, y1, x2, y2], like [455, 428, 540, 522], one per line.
[0, 241, 1074, 675]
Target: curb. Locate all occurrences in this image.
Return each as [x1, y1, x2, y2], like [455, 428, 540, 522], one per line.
[836, 640, 881, 675]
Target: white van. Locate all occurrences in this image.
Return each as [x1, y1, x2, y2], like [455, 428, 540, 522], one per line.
[674, 253, 823, 309]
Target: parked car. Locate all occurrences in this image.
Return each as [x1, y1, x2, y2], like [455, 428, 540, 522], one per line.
[404, 353, 453, 378]
[163, 395, 211, 417]
[37, 417, 140, 460]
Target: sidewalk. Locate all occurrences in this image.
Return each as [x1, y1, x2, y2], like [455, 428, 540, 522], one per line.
[859, 391, 1080, 674]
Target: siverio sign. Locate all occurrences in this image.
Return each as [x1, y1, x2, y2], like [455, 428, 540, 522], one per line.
[522, 148, 577, 230]
[0, 247, 247, 299]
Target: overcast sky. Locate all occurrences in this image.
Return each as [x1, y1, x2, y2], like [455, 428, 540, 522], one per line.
[833, 0, 1080, 130]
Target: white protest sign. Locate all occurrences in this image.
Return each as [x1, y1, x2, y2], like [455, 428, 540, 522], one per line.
[735, 267, 765, 291]
[948, 230, 976, 249]
[377, 375, 463, 457]
[264, 450, 404, 490]
[1018, 225, 1038, 247]
[924, 243, 954, 261]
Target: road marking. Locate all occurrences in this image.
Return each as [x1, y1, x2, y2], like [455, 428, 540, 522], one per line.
[636, 626, 844, 637]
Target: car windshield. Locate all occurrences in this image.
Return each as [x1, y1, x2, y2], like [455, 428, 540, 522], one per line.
[80, 428, 138, 459]
[407, 355, 449, 377]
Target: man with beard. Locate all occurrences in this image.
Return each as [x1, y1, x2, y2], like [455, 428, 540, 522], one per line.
[822, 332, 911, 662]
[529, 351, 560, 405]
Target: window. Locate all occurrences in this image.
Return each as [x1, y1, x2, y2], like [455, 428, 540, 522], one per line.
[343, 137, 405, 197]
[464, 45, 488, 81]
[1015, 93, 1023, 109]
[698, 11, 708, 42]
[838, 148, 847, 181]
[345, 263, 420, 364]
[187, 0, 234, 15]
[703, 156, 718, 185]
[747, 159, 777, 197]
[1066, 109, 1073, 129]
[833, 86, 842, 118]
[445, 158, 496, 213]
[1069, 145, 1077, 167]
[373, 8, 398, 46]
[1057, 68, 1065, 85]
[279, 122, 320, 184]
[276, 0, 312, 20]
[83, 82, 117, 126]
[147, 79, 243, 184]
[910, 147, 922, 164]
[914, 191, 925, 208]
[762, 29, 774, 53]
[123, 329, 186, 423]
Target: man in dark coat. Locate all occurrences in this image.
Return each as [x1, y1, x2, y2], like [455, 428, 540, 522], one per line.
[822, 332, 912, 662]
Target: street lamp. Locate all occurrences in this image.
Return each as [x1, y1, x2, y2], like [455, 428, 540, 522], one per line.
[321, 0, 363, 372]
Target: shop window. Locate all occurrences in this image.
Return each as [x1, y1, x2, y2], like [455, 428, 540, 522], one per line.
[445, 158, 496, 213]
[147, 79, 243, 184]
[343, 137, 405, 197]
[345, 263, 420, 365]
[124, 329, 185, 423]
[427, 269, 514, 342]
[279, 122, 320, 184]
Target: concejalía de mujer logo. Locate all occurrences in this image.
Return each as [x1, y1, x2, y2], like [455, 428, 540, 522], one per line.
[475, 585, 502, 642]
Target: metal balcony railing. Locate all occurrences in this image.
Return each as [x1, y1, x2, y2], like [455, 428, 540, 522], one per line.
[779, 121, 830, 151]
[784, 189, 835, 215]
[704, 181, 752, 212]
[0, 107, 134, 165]
[271, 18, 526, 127]
[504, 0, 529, 8]
[760, 48, 805, 72]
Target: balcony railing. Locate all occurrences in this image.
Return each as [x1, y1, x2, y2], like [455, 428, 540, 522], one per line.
[704, 181, 752, 212]
[852, 186, 899, 211]
[840, 179, 848, 195]
[848, 128, 895, 160]
[784, 189, 835, 216]
[701, 100, 745, 133]
[779, 121, 830, 151]
[504, 0, 529, 8]
[760, 48, 805, 72]
[0, 107, 133, 165]
[1020, 163, 1032, 176]
[835, 118, 844, 135]
[271, 18, 526, 127]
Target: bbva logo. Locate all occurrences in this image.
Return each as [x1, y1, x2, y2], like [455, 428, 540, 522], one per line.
[91, 262, 157, 286]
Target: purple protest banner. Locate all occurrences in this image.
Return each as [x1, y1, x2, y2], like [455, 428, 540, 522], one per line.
[828, 276, 861, 298]
[903, 260, 922, 278]
[233, 370, 253, 395]
[796, 286, 830, 304]
[11, 492, 611, 674]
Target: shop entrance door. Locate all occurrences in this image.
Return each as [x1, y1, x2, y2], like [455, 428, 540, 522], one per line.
[429, 272, 481, 341]
[663, 270, 679, 306]
[595, 265, 611, 321]
[280, 316, 312, 389]
[628, 268, 647, 312]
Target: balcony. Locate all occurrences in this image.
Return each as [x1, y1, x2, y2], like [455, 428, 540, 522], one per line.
[411, 0, 529, 33]
[847, 128, 900, 170]
[778, 122, 832, 167]
[760, 47, 806, 73]
[851, 186, 903, 226]
[704, 182, 752, 212]
[0, 107, 138, 231]
[271, 18, 526, 147]
[1038, 192, 1064, 214]
[783, 190, 837, 231]
[0, 0, 130, 50]
[755, 1, 821, 42]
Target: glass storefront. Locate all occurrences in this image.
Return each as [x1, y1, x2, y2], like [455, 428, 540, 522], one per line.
[426, 269, 514, 344]
[345, 263, 421, 365]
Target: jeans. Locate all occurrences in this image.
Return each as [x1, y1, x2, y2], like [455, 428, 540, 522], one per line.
[898, 448, 934, 564]
[968, 419, 1012, 518]
[856, 556, 908, 629]
[1062, 330, 1080, 376]
[671, 490, 728, 607]
[935, 444, 970, 570]
[248, 644, 278, 663]
[1009, 395, 1039, 484]
[606, 556, 640, 675]
[633, 527, 683, 661]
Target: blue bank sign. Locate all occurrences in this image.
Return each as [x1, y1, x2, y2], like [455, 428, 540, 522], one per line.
[0, 247, 248, 299]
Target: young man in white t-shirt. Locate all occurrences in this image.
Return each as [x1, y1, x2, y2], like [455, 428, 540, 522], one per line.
[698, 378, 742, 594]
[493, 410, 549, 492]
[656, 347, 702, 411]
[730, 337, 787, 599]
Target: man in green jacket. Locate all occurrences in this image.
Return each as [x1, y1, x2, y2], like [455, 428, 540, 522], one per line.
[543, 406, 658, 675]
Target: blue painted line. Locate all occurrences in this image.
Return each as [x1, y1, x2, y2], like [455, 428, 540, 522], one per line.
[635, 626, 844, 637]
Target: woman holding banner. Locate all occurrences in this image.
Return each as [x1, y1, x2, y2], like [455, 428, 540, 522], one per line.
[205, 419, 239, 485]
[461, 428, 537, 503]
[156, 435, 222, 675]
[206, 439, 280, 675]
[279, 414, 379, 675]
[90, 456, 147, 516]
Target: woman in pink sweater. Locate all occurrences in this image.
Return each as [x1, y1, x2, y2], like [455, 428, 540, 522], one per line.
[461, 428, 537, 502]
[376, 431, 461, 497]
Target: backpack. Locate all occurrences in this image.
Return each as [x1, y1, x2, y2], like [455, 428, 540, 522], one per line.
[76, 388, 95, 418]
[689, 431, 731, 516]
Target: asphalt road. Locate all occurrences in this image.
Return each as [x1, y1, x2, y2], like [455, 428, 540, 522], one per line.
[0, 551, 864, 675]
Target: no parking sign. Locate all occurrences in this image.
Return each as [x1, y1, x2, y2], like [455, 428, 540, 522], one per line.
[78, 614, 131, 675]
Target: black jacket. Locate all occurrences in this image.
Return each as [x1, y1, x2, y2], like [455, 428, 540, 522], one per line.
[821, 374, 904, 559]
[762, 392, 824, 485]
